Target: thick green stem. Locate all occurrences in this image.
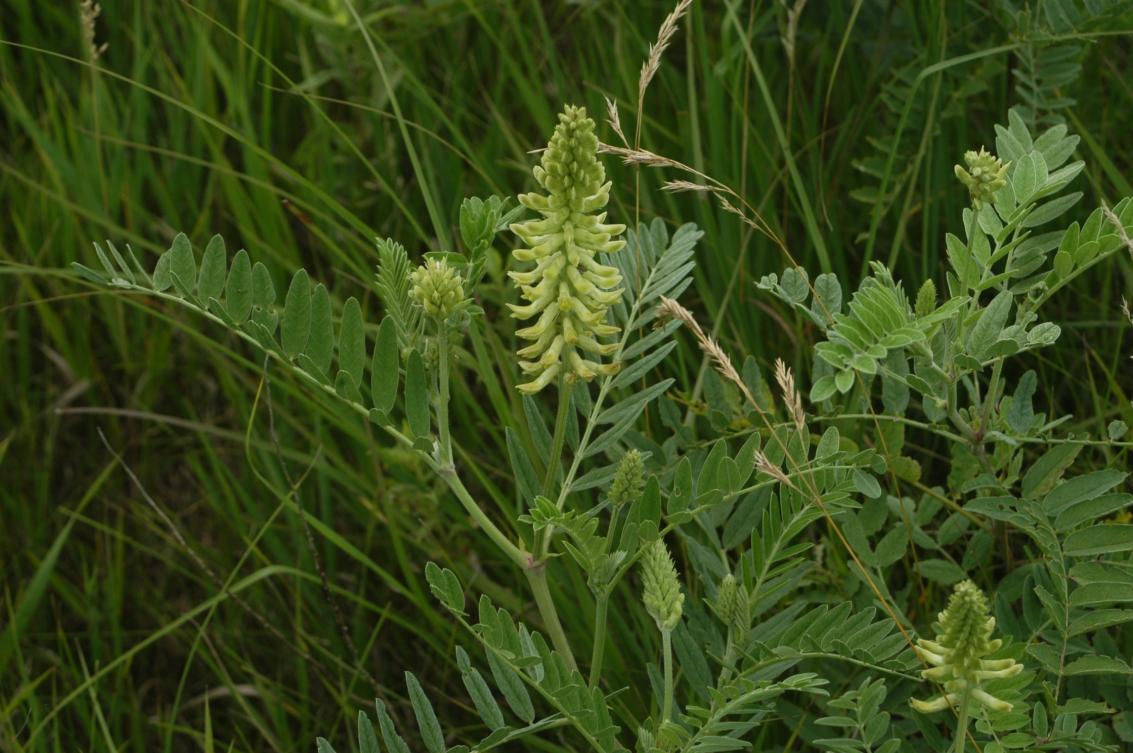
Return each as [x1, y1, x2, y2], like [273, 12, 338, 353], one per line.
[952, 692, 971, 753]
[537, 380, 573, 557]
[588, 592, 610, 686]
[437, 327, 453, 466]
[717, 631, 736, 686]
[541, 379, 573, 497]
[526, 565, 577, 672]
[440, 470, 526, 569]
[661, 628, 674, 723]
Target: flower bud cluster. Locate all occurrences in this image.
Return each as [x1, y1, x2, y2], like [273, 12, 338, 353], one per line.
[954, 148, 1009, 207]
[410, 258, 467, 319]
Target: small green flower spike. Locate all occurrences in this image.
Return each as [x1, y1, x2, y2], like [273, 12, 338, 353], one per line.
[714, 574, 750, 634]
[509, 105, 626, 394]
[954, 148, 1009, 207]
[410, 258, 466, 319]
[641, 539, 684, 632]
[609, 449, 645, 507]
[912, 580, 1023, 714]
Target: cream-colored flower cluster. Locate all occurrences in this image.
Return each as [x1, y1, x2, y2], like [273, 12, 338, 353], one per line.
[509, 105, 626, 394]
[912, 580, 1023, 714]
[954, 148, 1009, 207]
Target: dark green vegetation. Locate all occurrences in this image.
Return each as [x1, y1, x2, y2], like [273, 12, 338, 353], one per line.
[2, 2, 1132, 752]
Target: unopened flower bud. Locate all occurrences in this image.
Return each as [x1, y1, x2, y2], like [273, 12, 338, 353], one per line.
[915, 278, 937, 318]
[410, 258, 466, 319]
[954, 148, 1009, 207]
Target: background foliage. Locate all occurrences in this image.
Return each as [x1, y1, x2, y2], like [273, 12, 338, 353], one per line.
[2, 1, 1132, 751]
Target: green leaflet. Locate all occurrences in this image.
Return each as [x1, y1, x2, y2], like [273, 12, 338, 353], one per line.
[338, 297, 366, 387]
[456, 646, 505, 730]
[1063, 525, 1133, 557]
[305, 282, 334, 376]
[197, 234, 227, 304]
[374, 699, 410, 753]
[224, 249, 253, 323]
[405, 672, 445, 753]
[424, 562, 465, 615]
[405, 349, 429, 438]
[281, 268, 311, 358]
[168, 232, 196, 296]
[371, 317, 399, 414]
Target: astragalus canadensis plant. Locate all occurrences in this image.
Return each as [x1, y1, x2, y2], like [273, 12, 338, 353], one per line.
[77, 105, 1133, 752]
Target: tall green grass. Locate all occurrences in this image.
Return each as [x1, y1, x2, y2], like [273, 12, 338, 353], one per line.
[2, 1, 1131, 750]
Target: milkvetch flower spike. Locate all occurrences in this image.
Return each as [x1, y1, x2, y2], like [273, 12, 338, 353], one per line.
[641, 538, 684, 632]
[509, 105, 626, 394]
[911, 580, 1023, 714]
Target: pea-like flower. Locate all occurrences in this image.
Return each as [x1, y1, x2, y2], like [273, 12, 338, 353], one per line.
[954, 148, 1009, 207]
[410, 258, 467, 319]
[509, 105, 626, 394]
[911, 580, 1023, 714]
[641, 538, 684, 632]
